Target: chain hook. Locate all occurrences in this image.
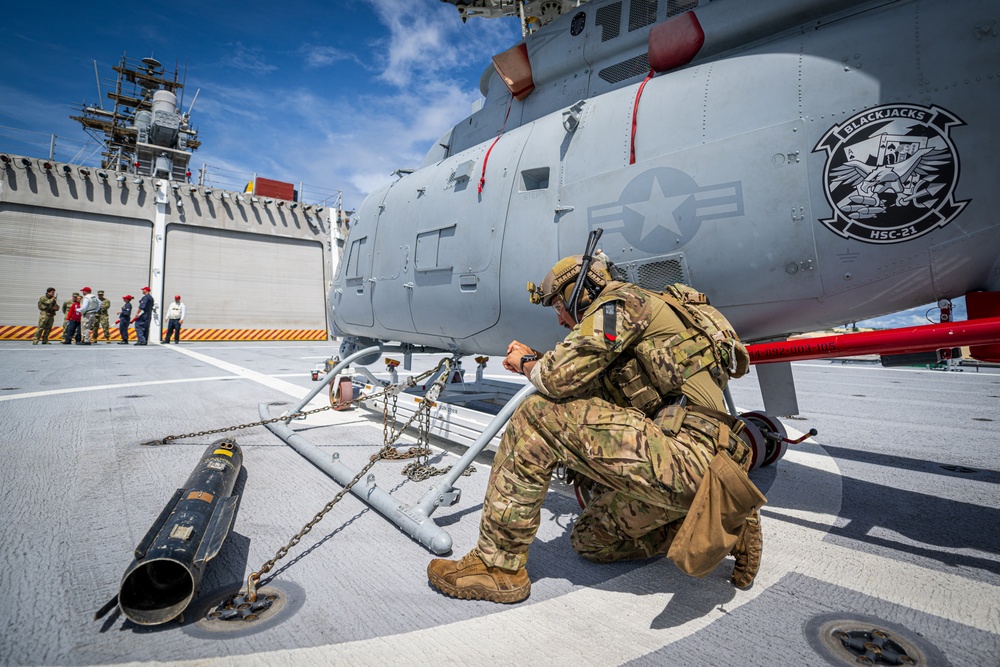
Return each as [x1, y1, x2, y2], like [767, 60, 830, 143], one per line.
[245, 573, 260, 603]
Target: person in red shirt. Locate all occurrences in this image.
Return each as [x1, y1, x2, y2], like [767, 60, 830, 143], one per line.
[61, 295, 82, 345]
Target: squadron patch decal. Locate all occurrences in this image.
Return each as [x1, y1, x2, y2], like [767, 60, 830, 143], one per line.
[813, 103, 968, 244]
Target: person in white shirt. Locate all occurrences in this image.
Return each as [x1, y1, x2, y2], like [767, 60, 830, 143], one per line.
[163, 295, 186, 344]
[77, 287, 100, 345]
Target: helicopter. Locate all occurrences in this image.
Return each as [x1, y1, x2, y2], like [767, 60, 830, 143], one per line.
[327, 0, 1000, 419]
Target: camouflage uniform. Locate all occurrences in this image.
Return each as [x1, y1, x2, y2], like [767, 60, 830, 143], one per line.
[477, 281, 741, 571]
[91, 296, 112, 342]
[32, 294, 59, 344]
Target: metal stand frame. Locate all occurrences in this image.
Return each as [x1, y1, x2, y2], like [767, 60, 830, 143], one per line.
[259, 346, 537, 554]
[359, 375, 527, 449]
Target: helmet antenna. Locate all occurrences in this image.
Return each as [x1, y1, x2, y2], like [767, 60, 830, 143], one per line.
[566, 227, 603, 323]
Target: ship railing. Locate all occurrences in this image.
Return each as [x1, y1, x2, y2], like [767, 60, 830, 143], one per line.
[0, 124, 104, 166]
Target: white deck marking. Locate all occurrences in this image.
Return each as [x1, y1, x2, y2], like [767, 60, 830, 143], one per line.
[164, 346, 309, 399]
[0, 372, 312, 403]
[0, 376, 235, 402]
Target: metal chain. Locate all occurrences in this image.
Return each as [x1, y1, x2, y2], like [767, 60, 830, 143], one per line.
[376, 369, 433, 463]
[396, 386, 477, 482]
[141, 403, 338, 446]
[400, 459, 477, 482]
[382, 385, 401, 446]
[373, 360, 477, 481]
[243, 439, 391, 602]
[401, 392, 435, 481]
[243, 359, 454, 602]
[142, 364, 444, 446]
[377, 445, 433, 461]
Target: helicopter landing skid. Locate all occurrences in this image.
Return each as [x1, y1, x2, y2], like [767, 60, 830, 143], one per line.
[259, 378, 536, 555]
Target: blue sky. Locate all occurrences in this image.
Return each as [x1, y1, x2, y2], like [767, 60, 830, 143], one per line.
[0, 1, 963, 329]
[0, 0, 519, 207]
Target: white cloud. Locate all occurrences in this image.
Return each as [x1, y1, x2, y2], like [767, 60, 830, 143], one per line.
[186, 69, 492, 205]
[306, 4, 517, 204]
[222, 42, 278, 75]
[407, 80, 483, 143]
[350, 171, 396, 198]
[0, 85, 104, 164]
[0, 85, 76, 130]
[367, 0, 454, 87]
[23, 2, 524, 208]
[364, 0, 518, 88]
[299, 44, 357, 69]
[194, 84, 269, 123]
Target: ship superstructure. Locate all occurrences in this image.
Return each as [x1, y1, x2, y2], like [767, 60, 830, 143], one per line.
[71, 53, 200, 181]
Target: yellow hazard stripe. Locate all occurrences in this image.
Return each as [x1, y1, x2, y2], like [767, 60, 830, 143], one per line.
[0, 325, 124, 341]
[0, 325, 327, 341]
[213, 449, 233, 457]
[182, 328, 327, 341]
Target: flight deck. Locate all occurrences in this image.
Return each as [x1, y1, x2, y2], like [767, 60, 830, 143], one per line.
[1, 341, 997, 666]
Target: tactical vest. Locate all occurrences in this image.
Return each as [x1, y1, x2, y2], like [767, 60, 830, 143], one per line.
[600, 283, 750, 415]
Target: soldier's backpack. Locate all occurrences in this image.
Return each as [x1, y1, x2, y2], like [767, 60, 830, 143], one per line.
[654, 282, 750, 384]
[604, 282, 751, 414]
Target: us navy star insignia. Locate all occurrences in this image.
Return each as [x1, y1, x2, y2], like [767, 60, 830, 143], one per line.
[624, 190, 690, 245]
[587, 167, 745, 253]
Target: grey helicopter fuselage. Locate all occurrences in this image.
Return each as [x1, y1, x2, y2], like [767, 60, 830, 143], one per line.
[329, 0, 1000, 357]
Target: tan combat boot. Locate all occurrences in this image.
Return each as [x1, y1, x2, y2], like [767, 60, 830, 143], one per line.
[731, 509, 762, 589]
[427, 549, 531, 603]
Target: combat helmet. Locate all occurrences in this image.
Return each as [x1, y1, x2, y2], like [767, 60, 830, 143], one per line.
[529, 254, 612, 310]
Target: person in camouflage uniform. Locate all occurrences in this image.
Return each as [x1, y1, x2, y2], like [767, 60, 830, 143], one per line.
[428, 252, 763, 604]
[90, 290, 112, 343]
[32, 288, 59, 344]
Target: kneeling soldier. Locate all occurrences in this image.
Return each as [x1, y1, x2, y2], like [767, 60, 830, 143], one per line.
[428, 245, 764, 603]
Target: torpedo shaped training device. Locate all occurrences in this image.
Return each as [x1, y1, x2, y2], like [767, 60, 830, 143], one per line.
[101, 438, 243, 626]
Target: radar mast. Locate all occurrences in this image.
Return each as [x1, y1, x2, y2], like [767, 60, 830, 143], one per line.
[71, 51, 200, 181]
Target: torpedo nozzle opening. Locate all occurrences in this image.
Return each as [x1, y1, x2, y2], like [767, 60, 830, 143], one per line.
[109, 440, 243, 626]
[119, 558, 195, 625]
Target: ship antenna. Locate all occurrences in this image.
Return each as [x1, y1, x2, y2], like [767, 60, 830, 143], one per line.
[93, 60, 104, 110]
